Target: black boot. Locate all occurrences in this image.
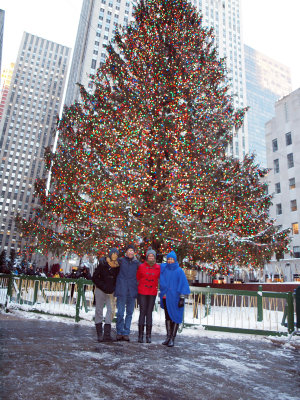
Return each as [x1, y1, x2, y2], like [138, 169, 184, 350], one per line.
[162, 320, 172, 345]
[146, 325, 152, 343]
[167, 323, 179, 347]
[96, 323, 103, 342]
[138, 324, 144, 343]
[102, 324, 113, 342]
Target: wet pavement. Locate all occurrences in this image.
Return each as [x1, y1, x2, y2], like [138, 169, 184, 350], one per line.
[0, 312, 299, 400]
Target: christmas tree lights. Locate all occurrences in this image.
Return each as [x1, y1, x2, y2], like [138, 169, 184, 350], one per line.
[17, 0, 290, 268]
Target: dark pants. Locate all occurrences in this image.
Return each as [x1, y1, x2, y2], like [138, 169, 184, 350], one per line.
[163, 298, 172, 322]
[138, 294, 156, 326]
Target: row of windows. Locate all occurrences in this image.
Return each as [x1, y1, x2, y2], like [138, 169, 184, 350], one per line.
[274, 178, 296, 193]
[273, 153, 294, 172]
[276, 199, 297, 215]
[272, 132, 292, 152]
[101, 0, 122, 5]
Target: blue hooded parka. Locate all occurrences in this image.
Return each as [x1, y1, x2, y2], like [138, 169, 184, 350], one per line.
[159, 251, 190, 323]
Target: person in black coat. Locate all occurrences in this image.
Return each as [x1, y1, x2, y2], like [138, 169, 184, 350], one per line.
[78, 266, 92, 280]
[92, 248, 120, 342]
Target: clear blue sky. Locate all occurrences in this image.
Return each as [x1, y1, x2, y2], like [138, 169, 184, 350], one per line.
[1, 0, 300, 90]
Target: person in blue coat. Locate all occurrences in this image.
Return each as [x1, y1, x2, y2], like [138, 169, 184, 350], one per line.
[114, 244, 141, 341]
[160, 250, 190, 347]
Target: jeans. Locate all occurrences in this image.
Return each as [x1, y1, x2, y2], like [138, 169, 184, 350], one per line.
[138, 294, 156, 326]
[116, 295, 136, 335]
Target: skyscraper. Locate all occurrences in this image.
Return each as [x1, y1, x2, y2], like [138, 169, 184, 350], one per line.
[0, 9, 5, 82]
[244, 45, 292, 167]
[64, 0, 135, 106]
[0, 62, 14, 121]
[0, 32, 70, 251]
[65, 0, 247, 159]
[199, 0, 247, 159]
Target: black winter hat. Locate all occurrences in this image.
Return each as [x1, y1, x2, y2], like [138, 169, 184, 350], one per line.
[108, 248, 119, 258]
[125, 244, 136, 252]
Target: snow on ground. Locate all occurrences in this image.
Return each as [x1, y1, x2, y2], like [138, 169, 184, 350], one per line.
[2, 296, 291, 335]
[1, 307, 299, 346]
[1, 309, 299, 400]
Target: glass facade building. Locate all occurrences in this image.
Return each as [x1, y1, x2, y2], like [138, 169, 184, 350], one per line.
[244, 45, 291, 167]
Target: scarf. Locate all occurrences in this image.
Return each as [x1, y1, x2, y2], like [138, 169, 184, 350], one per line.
[147, 260, 156, 266]
[106, 257, 119, 268]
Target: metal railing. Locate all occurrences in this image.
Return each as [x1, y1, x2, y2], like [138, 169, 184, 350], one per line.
[184, 285, 295, 335]
[0, 274, 296, 335]
[0, 274, 95, 322]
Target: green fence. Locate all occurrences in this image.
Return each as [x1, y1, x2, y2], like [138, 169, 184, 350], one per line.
[185, 285, 295, 336]
[0, 274, 95, 322]
[0, 274, 296, 336]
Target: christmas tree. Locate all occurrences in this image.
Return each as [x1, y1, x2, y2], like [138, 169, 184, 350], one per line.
[17, 0, 290, 268]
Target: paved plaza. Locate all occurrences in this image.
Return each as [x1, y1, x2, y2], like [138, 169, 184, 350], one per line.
[0, 312, 299, 400]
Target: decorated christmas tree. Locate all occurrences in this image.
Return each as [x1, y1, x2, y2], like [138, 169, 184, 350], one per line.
[17, 0, 290, 268]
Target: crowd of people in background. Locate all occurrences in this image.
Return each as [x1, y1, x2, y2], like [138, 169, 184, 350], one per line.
[0, 262, 92, 280]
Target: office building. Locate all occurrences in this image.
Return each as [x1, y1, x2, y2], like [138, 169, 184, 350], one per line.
[0, 32, 70, 251]
[0, 9, 5, 82]
[265, 88, 300, 280]
[0, 62, 14, 121]
[245, 45, 292, 167]
[65, 0, 135, 106]
[65, 0, 247, 159]
[199, 0, 248, 158]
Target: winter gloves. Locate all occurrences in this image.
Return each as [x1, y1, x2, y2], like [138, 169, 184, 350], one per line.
[178, 296, 185, 308]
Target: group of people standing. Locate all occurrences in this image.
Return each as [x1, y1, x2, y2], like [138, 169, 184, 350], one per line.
[92, 244, 190, 347]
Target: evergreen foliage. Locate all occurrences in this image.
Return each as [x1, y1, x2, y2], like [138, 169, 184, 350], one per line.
[16, 0, 290, 268]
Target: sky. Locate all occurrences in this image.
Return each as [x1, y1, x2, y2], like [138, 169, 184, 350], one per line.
[1, 0, 300, 90]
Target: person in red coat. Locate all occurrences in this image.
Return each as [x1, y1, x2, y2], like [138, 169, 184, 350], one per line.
[136, 247, 160, 343]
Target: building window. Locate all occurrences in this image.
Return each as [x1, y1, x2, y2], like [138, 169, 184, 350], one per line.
[293, 246, 300, 258]
[289, 178, 296, 190]
[292, 223, 299, 235]
[285, 132, 292, 145]
[291, 199, 297, 212]
[273, 159, 279, 173]
[272, 139, 278, 152]
[91, 59, 96, 69]
[287, 153, 294, 168]
[275, 182, 281, 194]
[276, 204, 282, 215]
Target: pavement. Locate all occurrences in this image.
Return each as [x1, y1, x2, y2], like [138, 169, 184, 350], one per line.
[0, 311, 299, 400]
